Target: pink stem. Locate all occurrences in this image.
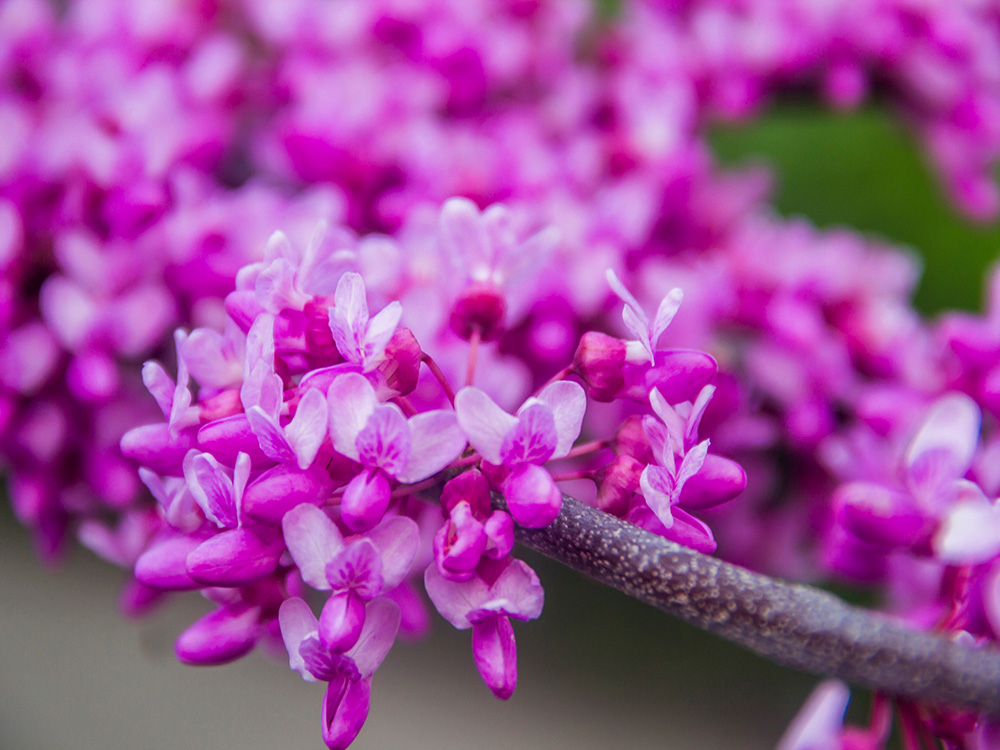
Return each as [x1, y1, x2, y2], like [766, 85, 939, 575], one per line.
[549, 469, 595, 483]
[559, 440, 608, 460]
[466, 329, 481, 387]
[421, 353, 456, 405]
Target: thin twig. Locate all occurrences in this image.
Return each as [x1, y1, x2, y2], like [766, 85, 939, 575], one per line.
[501, 494, 1000, 717]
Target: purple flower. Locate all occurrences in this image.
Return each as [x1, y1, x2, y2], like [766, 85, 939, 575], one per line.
[279, 596, 400, 750]
[247, 386, 328, 469]
[424, 556, 544, 700]
[455, 380, 586, 527]
[282, 503, 419, 651]
[181, 450, 284, 587]
[328, 271, 401, 371]
[328, 372, 466, 531]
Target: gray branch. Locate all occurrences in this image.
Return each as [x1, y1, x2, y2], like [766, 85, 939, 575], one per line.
[506, 494, 1000, 716]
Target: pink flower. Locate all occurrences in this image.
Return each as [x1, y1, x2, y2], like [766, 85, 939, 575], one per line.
[455, 380, 586, 527]
[425, 556, 544, 700]
[328, 372, 466, 531]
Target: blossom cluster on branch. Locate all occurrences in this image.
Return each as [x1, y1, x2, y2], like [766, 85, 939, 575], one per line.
[3, 0, 1000, 747]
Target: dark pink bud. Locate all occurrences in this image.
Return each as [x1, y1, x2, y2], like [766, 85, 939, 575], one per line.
[322, 675, 371, 750]
[120, 424, 195, 475]
[341, 468, 391, 532]
[595, 455, 643, 516]
[502, 464, 561, 528]
[197, 414, 274, 467]
[380, 326, 422, 396]
[319, 590, 367, 653]
[619, 350, 718, 404]
[434, 503, 487, 581]
[134, 532, 206, 590]
[572, 331, 626, 402]
[304, 294, 340, 363]
[449, 281, 506, 342]
[678, 455, 747, 510]
[834, 484, 936, 552]
[440, 469, 492, 519]
[175, 606, 261, 665]
[186, 528, 282, 587]
[242, 464, 333, 525]
[612, 416, 653, 464]
[198, 389, 243, 423]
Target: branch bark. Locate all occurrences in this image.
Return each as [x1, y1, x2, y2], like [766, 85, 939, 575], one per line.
[506, 494, 1000, 717]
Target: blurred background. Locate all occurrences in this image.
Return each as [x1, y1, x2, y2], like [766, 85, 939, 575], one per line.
[1, 104, 997, 748]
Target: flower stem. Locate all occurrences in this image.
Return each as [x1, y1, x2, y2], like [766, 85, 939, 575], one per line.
[421, 353, 456, 405]
[560, 440, 608, 460]
[466, 329, 481, 387]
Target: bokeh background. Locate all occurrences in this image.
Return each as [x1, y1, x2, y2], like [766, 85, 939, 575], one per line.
[1, 103, 997, 748]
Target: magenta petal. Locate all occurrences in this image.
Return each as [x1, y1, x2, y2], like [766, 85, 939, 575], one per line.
[175, 606, 261, 665]
[321, 676, 371, 750]
[341, 468, 391, 533]
[660, 508, 717, 554]
[319, 591, 367, 652]
[679, 455, 747, 510]
[483, 511, 514, 559]
[776, 680, 851, 750]
[487, 559, 544, 622]
[186, 528, 281, 587]
[835, 483, 936, 551]
[423, 564, 489, 630]
[197, 414, 275, 467]
[134, 533, 205, 590]
[471, 615, 518, 700]
[242, 464, 333, 525]
[500, 403, 557, 465]
[621, 350, 718, 404]
[120, 424, 195, 475]
[326, 540, 384, 600]
[502, 464, 562, 528]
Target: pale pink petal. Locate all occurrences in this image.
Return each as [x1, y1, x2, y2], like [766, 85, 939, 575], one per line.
[184, 451, 237, 529]
[330, 271, 369, 364]
[604, 268, 645, 323]
[278, 597, 320, 682]
[355, 404, 411, 475]
[685, 385, 716, 446]
[455, 387, 518, 465]
[285, 387, 328, 469]
[777, 680, 850, 750]
[622, 304, 653, 360]
[349, 598, 401, 678]
[650, 288, 684, 345]
[935, 495, 1000, 564]
[487, 559, 544, 621]
[398, 410, 467, 483]
[282, 504, 344, 590]
[500, 404, 557, 466]
[534, 381, 586, 458]
[366, 516, 420, 590]
[362, 301, 402, 368]
[142, 361, 175, 418]
[246, 406, 296, 465]
[649, 388, 686, 448]
[327, 372, 378, 461]
[677, 439, 710, 488]
[424, 564, 490, 630]
[640, 465, 676, 529]
[906, 393, 981, 480]
[440, 197, 491, 279]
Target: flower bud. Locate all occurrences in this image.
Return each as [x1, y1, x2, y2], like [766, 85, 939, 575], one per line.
[449, 281, 506, 342]
[380, 326, 421, 396]
[572, 331, 626, 402]
[595, 455, 643, 516]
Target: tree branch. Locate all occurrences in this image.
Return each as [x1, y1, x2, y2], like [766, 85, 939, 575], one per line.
[505, 494, 1000, 716]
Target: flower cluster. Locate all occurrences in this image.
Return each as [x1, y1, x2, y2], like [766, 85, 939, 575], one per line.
[115, 216, 742, 747]
[4, 0, 1000, 747]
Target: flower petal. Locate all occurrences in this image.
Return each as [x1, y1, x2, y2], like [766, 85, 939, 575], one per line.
[278, 597, 320, 682]
[424, 564, 490, 630]
[349, 598, 401, 678]
[330, 272, 369, 364]
[282, 504, 345, 590]
[398, 410, 467, 483]
[285, 387, 329, 469]
[366, 515, 420, 590]
[906, 392, 981, 481]
[455, 387, 518, 465]
[246, 406, 296, 465]
[534, 380, 586, 458]
[327, 372, 378, 461]
[362, 301, 402, 368]
[472, 615, 518, 700]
